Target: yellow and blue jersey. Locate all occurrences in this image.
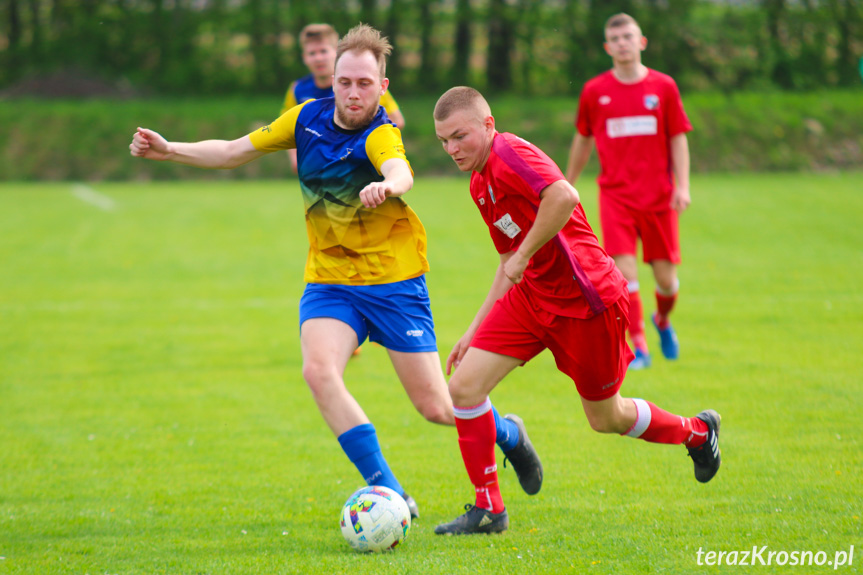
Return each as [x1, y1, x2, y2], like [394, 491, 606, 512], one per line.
[249, 98, 428, 286]
[281, 74, 401, 117]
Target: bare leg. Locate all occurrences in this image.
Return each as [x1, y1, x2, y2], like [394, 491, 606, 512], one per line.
[579, 392, 637, 434]
[388, 349, 454, 425]
[300, 317, 366, 436]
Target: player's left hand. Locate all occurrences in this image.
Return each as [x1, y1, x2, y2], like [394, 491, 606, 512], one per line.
[359, 182, 391, 208]
[671, 186, 691, 213]
[503, 252, 529, 284]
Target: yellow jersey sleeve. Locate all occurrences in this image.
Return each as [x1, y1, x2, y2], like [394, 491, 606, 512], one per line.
[380, 91, 400, 115]
[281, 82, 299, 116]
[249, 100, 312, 152]
[365, 124, 413, 176]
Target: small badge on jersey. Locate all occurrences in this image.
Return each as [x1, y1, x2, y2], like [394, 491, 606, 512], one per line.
[488, 184, 497, 204]
[644, 94, 660, 110]
[493, 213, 521, 239]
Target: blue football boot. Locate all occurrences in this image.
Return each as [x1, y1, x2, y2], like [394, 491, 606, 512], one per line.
[652, 313, 679, 360]
[629, 347, 652, 370]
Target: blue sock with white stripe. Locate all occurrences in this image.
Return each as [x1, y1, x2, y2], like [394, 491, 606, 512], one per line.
[491, 405, 520, 452]
[338, 423, 404, 495]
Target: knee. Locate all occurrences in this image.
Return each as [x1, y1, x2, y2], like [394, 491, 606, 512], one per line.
[447, 377, 474, 408]
[584, 410, 629, 434]
[448, 377, 490, 413]
[417, 401, 453, 425]
[302, 360, 335, 398]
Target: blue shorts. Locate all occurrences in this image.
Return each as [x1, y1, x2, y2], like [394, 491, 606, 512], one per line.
[299, 276, 438, 353]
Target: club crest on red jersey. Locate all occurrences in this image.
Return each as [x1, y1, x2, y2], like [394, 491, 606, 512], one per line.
[644, 94, 659, 110]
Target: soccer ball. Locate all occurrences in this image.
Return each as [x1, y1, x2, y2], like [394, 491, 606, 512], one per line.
[339, 485, 411, 553]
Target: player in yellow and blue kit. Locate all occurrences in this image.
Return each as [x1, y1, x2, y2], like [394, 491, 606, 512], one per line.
[129, 24, 542, 519]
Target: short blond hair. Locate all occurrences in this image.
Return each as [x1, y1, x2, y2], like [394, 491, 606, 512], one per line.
[336, 24, 391, 79]
[433, 86, 491, 122]
[605, 13, 640, 32]
[299, 23, 338, 49]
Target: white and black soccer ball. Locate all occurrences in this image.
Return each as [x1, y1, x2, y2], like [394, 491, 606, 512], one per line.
[339, 485, 411, 553]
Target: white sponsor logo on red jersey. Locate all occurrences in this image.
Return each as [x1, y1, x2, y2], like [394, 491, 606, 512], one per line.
[606, 115, 658, 138]
[493, 213, 522, 239]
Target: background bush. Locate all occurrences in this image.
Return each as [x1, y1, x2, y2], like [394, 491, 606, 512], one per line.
[2, 0, 861, 96]
[1, 91, 861, 182]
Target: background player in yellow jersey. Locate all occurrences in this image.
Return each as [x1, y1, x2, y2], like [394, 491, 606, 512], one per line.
[282, 23, 405, 174]
[129, 24, 541, 518]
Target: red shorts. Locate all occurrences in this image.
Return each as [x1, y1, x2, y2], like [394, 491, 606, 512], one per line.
[599, 195, 681, 264]
[470, 286, 634, 402]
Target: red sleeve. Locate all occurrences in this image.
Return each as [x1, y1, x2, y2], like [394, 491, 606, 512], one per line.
[664, 79, 692, 137]
[493, 134, 564, 197]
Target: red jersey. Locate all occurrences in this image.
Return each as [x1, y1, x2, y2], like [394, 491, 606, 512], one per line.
[471, 132, 626, 319]
[575, 69, 692, 212]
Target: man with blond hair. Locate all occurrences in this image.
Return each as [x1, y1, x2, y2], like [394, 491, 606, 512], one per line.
[281, 23, 405, 174]
[129, 25, 540, 519]
[566, 13, 692, 370]
[432, 85, 719, 535]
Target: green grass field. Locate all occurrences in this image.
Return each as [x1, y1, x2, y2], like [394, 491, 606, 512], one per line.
[1, 173, 861, 574]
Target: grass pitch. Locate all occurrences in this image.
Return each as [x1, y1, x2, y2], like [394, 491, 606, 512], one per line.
[1, 173, 861, 574]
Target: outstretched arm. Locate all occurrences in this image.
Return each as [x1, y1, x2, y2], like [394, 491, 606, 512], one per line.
[503, 179, 579, 284]
[565, 132, 594, 184]
[129, 127, 267, 169]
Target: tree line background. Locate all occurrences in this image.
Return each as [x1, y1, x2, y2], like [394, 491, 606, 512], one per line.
[2, 0, 861, 98]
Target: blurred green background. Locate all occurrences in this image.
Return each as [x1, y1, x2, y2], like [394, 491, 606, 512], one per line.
[1, 0, 861, 180]
[3, 0, 862, 96]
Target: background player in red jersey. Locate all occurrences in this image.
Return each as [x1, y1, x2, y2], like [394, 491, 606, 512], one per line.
[432, 86, 719, 535]
[565, 13, 692, 369]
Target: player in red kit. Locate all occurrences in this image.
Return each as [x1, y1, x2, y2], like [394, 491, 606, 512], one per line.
[432, 86, 719, 535]
[566, 13, 692, 369]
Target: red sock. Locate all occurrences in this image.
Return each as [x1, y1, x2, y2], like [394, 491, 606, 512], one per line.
[655, 291, 678, 329]
[454, 405, 504, 513]
[623, 398, 709, 447]
[628, 288, 648, 352]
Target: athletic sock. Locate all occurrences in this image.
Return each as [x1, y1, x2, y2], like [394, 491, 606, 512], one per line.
[655, 279, 679, 329]
[623, 398, 709, 447]
[454, 399, 505, 513]
[491, 405, 520, 452]
[337, 423, 404, 495]
[627, 281, 648, 352]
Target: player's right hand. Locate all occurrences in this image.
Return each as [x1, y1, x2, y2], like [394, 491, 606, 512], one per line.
[130, 127, 172, 161]
[446, 334, 471, 375]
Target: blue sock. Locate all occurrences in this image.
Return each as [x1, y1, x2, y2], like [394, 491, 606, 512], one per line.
[491, 406, 520, 452]
[337, 423, 404, 495]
